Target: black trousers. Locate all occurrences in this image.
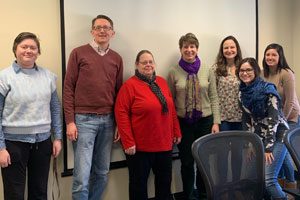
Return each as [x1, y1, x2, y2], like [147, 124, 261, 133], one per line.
[1, 138, 52, 200]
[126, 150, 173, 200]
[177, 115, 213, 200]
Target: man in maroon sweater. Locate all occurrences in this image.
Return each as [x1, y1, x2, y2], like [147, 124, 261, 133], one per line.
[63, 15, 123, 200]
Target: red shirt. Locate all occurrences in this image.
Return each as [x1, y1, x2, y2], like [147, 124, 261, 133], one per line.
[115, 76, 181, 152]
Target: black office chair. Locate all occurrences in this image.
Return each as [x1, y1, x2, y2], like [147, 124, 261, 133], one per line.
[191, 131, 265, 200]
[283, 127, 300, 200]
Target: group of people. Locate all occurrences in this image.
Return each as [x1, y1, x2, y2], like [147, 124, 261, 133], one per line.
[214, 37, 300, 200]
[0, 14, 299, 200]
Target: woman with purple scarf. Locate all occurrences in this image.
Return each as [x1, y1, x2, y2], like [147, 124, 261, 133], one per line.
[168, 33, 220, 200]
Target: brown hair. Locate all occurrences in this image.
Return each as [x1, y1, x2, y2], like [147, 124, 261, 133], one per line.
[179, 33, 199, 49]
[262, 43, 293, 78]
[135, 50, 154, 64]
[12, 32, 41, 57]
[215, 35, 242, 76]
[92, 15, 114, 29]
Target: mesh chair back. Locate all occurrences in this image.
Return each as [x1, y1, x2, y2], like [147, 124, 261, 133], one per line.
[191, 131, 265, 200]
[284, 127, 300, 171]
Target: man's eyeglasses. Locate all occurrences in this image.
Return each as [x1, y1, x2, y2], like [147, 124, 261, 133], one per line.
[239, 68, 254, 74]
[93, 26, 112, 32]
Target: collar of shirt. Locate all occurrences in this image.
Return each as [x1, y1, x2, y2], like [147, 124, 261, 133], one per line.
[90, 40, 110, 56]
[12, 61, 39, 74]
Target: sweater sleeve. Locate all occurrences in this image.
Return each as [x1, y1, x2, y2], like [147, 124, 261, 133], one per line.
[264, 94, 280, 153]
[172, 103, 181, 138]
[0, 94, 5, 149]
[63, 49, 79, 124]
[208, 67, 221, 124]
[115, 58, 124, 94]
[241, 110, 252, 132]
[50, 90, 63, 140]
[281, 70, 296, 119]
[114, 83, 136, 149]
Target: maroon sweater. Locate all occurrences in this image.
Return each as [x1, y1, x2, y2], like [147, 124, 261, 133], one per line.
[115, 76, 181, 152]
[63, 44, 123, 124]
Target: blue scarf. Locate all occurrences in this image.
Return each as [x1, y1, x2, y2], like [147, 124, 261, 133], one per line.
[240, 77, 281, 119]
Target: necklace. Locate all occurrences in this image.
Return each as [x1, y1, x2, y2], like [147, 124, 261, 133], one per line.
[227, 65, 236, 75]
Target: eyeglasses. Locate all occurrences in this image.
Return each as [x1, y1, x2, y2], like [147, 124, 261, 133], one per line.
[93, 26, 112, 32]
[139, 61, 155, 65]
[239, 68, 254, 74]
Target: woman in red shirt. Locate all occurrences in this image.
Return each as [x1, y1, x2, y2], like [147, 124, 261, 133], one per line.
[115, 50, 181, 200]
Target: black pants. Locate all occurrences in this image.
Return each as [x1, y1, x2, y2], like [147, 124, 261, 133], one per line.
[177, 115, 213, 200]
[1, 138, 52, 200]
[126, 151, 173, 200]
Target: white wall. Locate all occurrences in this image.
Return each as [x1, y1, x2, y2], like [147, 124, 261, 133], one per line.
[1, 1, 300, 200]
[258, 0, 293, 64]
[63, 0, 257, 173]
[63, 0, 256, 80]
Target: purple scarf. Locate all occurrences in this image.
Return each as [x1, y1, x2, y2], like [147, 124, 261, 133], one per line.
[179, 56, 201, 74]
[179, 56, 202, 124]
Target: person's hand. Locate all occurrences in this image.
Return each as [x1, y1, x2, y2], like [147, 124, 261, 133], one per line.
[113, 127, 120, 143]
[52, 139, 62, 158]
[124, 146, 136, 155]
[211, 123, 219, 134]
[173, 137, 181, 144]
[0, 149, 11, 168]
[67, 122, 78, 141]
[265, 152, 274, 165]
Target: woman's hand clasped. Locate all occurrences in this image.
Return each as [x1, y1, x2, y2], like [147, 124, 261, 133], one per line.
[125, 146, 136, 155]
[173, 137, 181, 144]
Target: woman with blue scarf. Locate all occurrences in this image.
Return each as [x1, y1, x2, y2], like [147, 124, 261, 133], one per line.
[168, 33, 220, 200]
[237, 57, 289, 200]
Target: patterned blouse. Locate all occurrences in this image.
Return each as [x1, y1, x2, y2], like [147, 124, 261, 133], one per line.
[241, 94, 288, 152]
[215, 70, 242, 122]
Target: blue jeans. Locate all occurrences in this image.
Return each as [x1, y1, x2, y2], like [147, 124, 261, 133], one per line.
[220, 121, 243, 131]
[72, 113, 115, 200]
[265, 142, 287, 199]
[278, 118, 300, 182]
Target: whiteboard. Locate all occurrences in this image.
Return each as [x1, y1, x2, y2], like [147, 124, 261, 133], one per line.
[62, 0, 257, 172]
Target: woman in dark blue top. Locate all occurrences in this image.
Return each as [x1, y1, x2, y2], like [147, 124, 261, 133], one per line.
[237, 57, 289, 200]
